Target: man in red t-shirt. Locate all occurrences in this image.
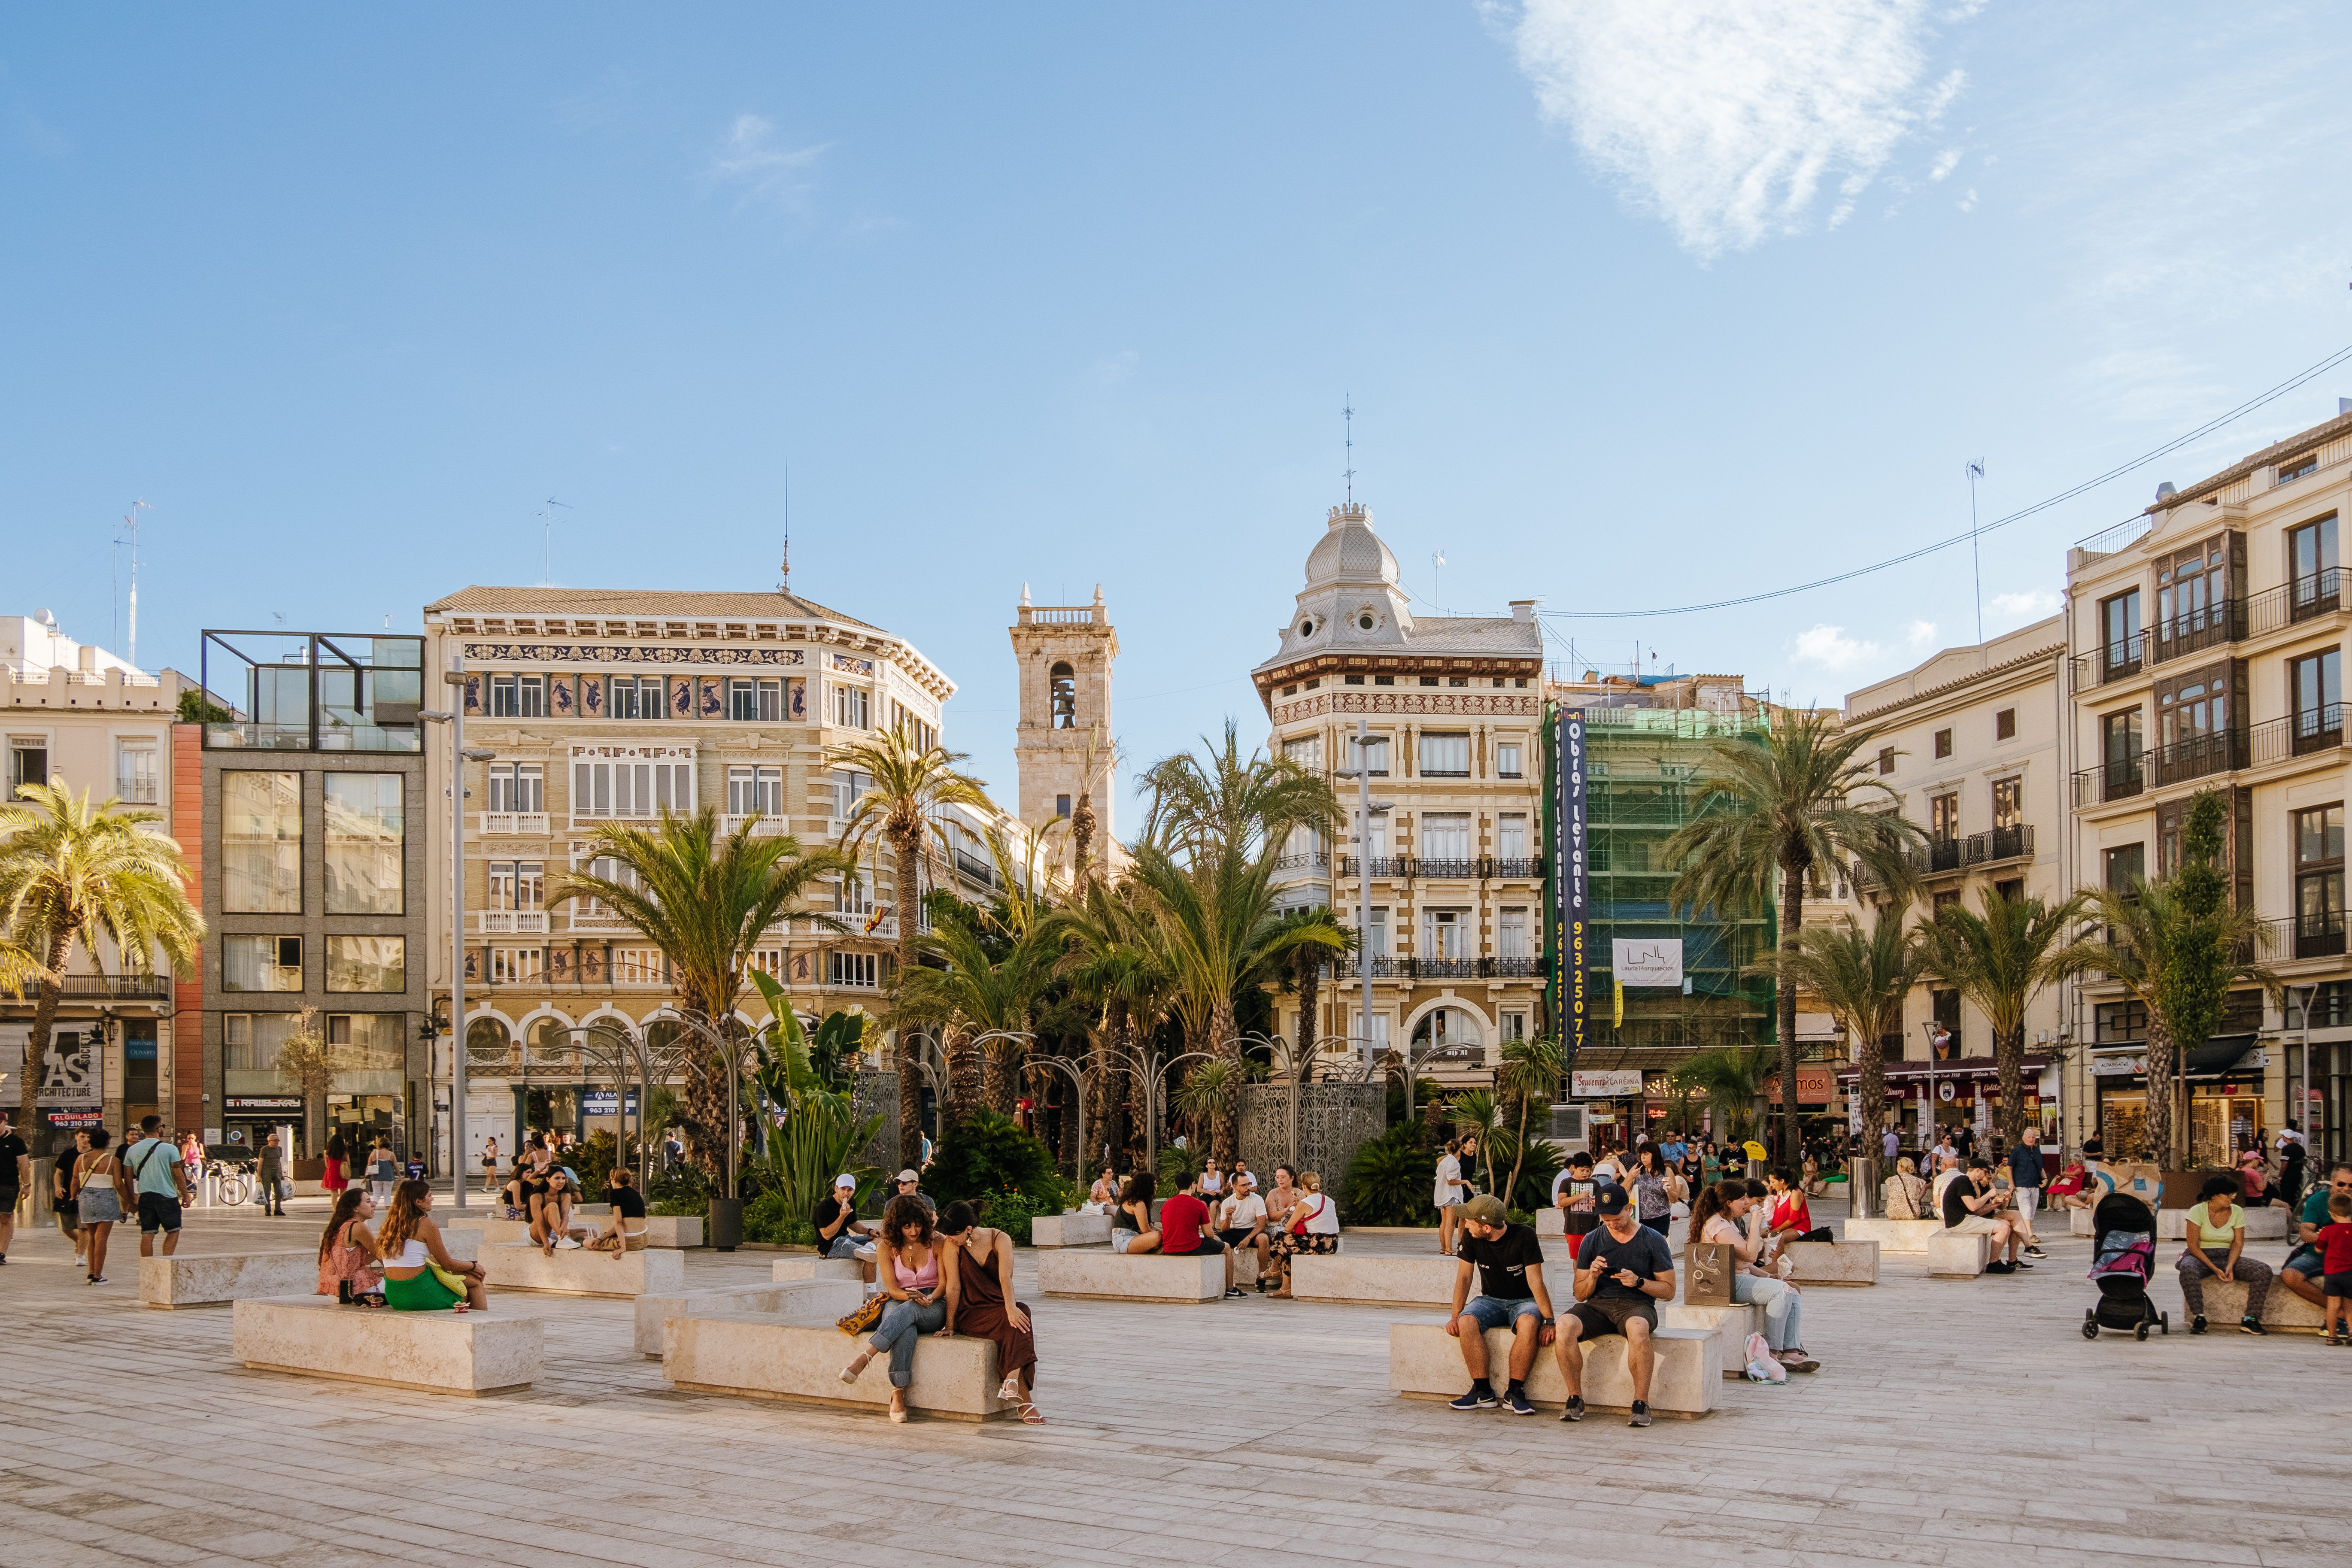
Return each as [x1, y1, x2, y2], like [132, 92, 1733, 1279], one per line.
[1160, 1173, 1241, 1298]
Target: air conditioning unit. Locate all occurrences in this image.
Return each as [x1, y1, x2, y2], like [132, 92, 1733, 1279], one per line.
[1547, 1103, 1588, 1146]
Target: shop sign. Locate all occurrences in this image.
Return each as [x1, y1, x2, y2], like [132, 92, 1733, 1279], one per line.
[36, 1028, 100, 1108]
[1571, 1069, 1644, 1098]
[45, 1109, 103, 1129]
[1611, 938, 1682, 989]
[581, 1090, 640, 1116]
[2091, 1055, 2142, 1077]
[227, 1096, 304, 1112]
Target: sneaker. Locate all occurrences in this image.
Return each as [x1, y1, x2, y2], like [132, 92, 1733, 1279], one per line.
[1984, 1260, 2013, 1275]
[1225, 1286, 1247, 1298]
[2191, 1315, 2208, 1335]
[1628, 1399, 1653, 1428]
[555, 1237, 583, 1250]
[2239, 1317, 2268, 1336]
[1504, 1387, 1536, 1416]
[1774, 1350, 1821, 1373]
[1558, 1395, 1586, 1423]
[2023, 1245, 2048, 1259]
[1448, 1386, 1499, 1411]
[2013, 1258, 2033, 1270]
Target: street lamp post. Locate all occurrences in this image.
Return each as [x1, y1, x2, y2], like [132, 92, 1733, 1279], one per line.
[1920, 1020, 1951, 1159]
[420, 658, 493, 1209]
[1333, 725, 1393, 1078]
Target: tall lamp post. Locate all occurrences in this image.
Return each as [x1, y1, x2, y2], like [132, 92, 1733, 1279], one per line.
[1333, 720, 1393, 1077]
[421, 657, 493, 1209]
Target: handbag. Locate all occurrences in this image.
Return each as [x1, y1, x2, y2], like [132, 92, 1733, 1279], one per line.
[835, 1295, 884, 1336]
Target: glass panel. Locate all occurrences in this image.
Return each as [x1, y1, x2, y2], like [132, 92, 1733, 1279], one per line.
[1498, 813, 1528, 858]
[1496, 742, 1523, 777]
[328, 1013, 405, 1095]
[325, 936, 406, 992]
[221, 771, 302, 913]
[324, 773, 404, 914]
[1420, 734, 1470, 776]
[1420, 813, 1471, 859]
[222, 934, 301, 992]
[115, 744, 158, 804]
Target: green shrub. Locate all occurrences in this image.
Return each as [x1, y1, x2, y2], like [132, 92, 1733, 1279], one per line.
[1155, 1141, 1205, 1191]
[1344, 1124, 1438, 1226]
[925, 1110, 1059, 1210]
[647, 1160, 710, 1217]
[977, 1189, 1062, 1246]
[1502, 1138, 1564, 1217]
[743, 1189, 817, 1246]
[574, 1130, 619, 1195]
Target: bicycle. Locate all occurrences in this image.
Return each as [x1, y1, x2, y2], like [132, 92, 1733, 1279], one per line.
[213, 1161, 254, 1207]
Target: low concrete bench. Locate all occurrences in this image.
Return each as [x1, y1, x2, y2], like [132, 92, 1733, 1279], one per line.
[1842, 1218, 1943, 1253]
[1290, 1253, 1555, 1307]
[2188, 1277, 2328, 1333]
[1659, 1301, 1761, 1379]
[473, 1214, 702, 1248]
[771, 1257, 864, 1283]
[2161, 1206, 2289, 1242]
[664, 1312, 1012, 1419]
[1779, 1240, 1879, 1286]
[1390, 1322, 1717, 1416]
[1031, 1211, 1113, 1248]
[634, 1278, 865, 1356]
[1926, 1230, 1993, 1278]
[231, 1296, 542, 1396]
[477, 1241, 684, 1298]
[142, 1229, 481, 1309]
[1037, 1250, 1223, 1302]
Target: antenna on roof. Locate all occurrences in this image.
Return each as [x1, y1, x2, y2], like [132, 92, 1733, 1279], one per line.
[121, 499, 153, 668]
[1342, 394, 1355, 503]
[1966, 459, 1986, 642]
[779, 465, 791, 596]
[538, 497, 572, 585]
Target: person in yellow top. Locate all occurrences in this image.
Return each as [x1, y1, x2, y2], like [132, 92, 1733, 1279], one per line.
[2176, 1174, 2273, 1335]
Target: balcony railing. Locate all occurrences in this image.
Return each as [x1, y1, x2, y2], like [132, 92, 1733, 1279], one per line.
[2248, 568, 2343, 636]
[1966, 823, 2035, 866]
[2252, 913, 2348, 961]
[1490, 856, 1543, 879]
[2071, 633, 2146, 690]
[1336, 955, 1540, 981]
[2073, 730, 2246, 806]
[8, 974, 173, 1001]
[480, 812, 550, 836]
[951, 849, 1001, 890]
[2248, 704, 2346, 767]
[478, 911, 549, 934]
[1337, 855, 1549, 880]
[1338, 856, 1404, 878]
[2149, 598, 2246, 667]
[1272, 851, 1330, 871]
[1414, 857, 1479, 880]
[719, 814, 789, 838]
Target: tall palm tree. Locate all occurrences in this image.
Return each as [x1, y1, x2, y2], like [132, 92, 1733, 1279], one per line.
[894, 907, 1055, 1120]
[832, 727, 992, 1164]
[1913, 886, 2096, 1147]
[1663, 709, 1922, 1163]
[1755, 908, 1926, 1150]
[1067, 724, 1121, 887]
[1496, 1034, 1565, 1205]
[1139, 719, 1336, 860]
[1668, 1042, 1775, 1148]
[552, 807, 848, 1186]
[0, 779, 203, 1136]
[1275, 906, 1353, 1081]
[1053, 876, 1169, 1168]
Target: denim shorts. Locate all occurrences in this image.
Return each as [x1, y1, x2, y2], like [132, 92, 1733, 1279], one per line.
[821, 1234, 861, 1260]
[1461, 1294, 1544, 1331]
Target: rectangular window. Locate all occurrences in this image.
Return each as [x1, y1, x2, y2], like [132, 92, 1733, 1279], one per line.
[518, 675, 545, 718]
[222, 934, 303, 992]
[831, 769, 873, 821]
[2279, 453, 2319, 483]
[1991, 777, 2022, 831]
[222, 771, 303, 913]
[1349, 734, 1390, 776]
[1420, 813, 1472, 861]
[1496, 742, 1524, 779]
[2095, 999, 2147, 1044]
[573, 758, 692, 818]
[1499, 908, 1528, 959]
[1367, 907, 1389, 958]
[2291, 648, 2342, 746]
[1282, 734, 1323, 770]
[2291, 515, 2340, 617]
[2296, 805, 2344, 954]
[832, 684, 871, 729]
[829, 951, 879, 988]
[2100, 707, 2143, 795]
[1056, 794, 1072, 818]
[1877, 746, 1895, 776]
[487, 861, 544, 913]
[222, 1011, 300, 1084]
[1930, 792, 1959, 843]
[326, 935, 406, 992]
[488, 763, 544, 814]
[610, 947, 664, 985]
[489, 948, 543, 985]
[489, 674, 518, 717]
[324, 1013, 404, 1092]
[1994, 708, 2016, 742]
[8, 737, 47, 795]
[608, 676, 662, 722]
[1426, 908, 1464, 960]
[2156, 535, 2230, 647]
[324, 773, 404, 915]
[1933, 728, 1953, 760]
[1501, 1012, 1527, 1042]
[1420, 733, 1470, 777]
[1497, 813, 1528, 860]
[2101, 588, 2143, 676]
[1930, 989, 1961, 1055]
[115, 741, 158, 803]
[1994, 877, 2024, 904]
[2103, 842, 2145, 893]
[727, 765, 784, 817]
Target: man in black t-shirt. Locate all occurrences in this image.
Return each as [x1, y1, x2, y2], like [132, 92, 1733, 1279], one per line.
[1558, 1184, 1675, 1427]
[0, 1112, 27, 1264]
[1445, 1194, 1557, 1416]
[813, 1173, 877, 1285]
[1941, 1156, 2022, 1272]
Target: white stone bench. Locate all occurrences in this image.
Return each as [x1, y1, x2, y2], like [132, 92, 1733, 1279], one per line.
[476, 1241, 684, 1298]
[2161, 1206, 2288, 1242]
[1779, 1240, 1879, 1286]
[141, 1229, 480, 1308]
[771, 1256, 864, 1282]
[231, 1296, 542, 1396]
[1659, 1301, 1762, 1379]
[472, 1214, 701, 1247]
[1390, 1322, 1718, 1416]
[1037, 1250, 1223, 1302]
[634, 1278, 865, 1356]
[1926, 1230, 1993, 1278]
[1030, 1211, 1113, 1248]
[2188, 1277, 2328, 1333]
[1842, 1218, 1944, 1253]
[664, 1312, 1012, 1419]
[1289, 1254, 1558, 1307]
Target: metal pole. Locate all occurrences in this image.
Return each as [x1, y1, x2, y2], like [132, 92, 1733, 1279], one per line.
[449, 657, 468, 1210]
[1357, 719, 1374, 1083]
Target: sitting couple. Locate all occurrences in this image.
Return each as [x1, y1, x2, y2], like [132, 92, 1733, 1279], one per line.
[838, 1196, 1044, 1424]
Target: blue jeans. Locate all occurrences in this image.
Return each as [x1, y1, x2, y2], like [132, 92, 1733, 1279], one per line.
[1732, 1271, 1803, 1352]
[870, 1296, 947, 1388]
[821, 1234, 861, 1260]
[1461, 1294, 1544, 1332]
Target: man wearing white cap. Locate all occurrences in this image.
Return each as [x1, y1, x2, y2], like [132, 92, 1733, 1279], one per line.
[889, 1168, 936, 1218]
[814, 1173, 877, 1286]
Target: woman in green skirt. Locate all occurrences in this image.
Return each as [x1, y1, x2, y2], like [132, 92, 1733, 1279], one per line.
[376, 1178, 489, 1310]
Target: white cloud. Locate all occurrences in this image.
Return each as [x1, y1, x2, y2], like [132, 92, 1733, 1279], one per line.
[1791, 623, 1882, 670]
[702, 114, 829, 213]
[1930, 148, 1962, 181]
[1502, 0, 1970, 255]
[1985, 589, 2060, 624]
[1906, 619, 1938, 649]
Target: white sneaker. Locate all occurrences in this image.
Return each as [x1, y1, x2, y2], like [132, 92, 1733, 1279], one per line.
[555, 1237, 583, 1250]
[1775, 1256, 1795, 1280]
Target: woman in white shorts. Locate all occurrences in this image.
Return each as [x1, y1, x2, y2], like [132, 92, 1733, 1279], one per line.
[1433, 1138, 1468, 1256]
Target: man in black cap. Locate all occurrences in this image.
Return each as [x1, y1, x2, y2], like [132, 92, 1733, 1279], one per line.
[1557, 1183, 1675, 1427]
[1444, 1193, 1557, 1416]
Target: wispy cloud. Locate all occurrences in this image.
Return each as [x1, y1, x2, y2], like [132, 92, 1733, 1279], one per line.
[1790, 617, 1937, 674]
[1498, 0, 1972, 255]
[1985, 588, 2060, 625]
[701, 114, 830, 214]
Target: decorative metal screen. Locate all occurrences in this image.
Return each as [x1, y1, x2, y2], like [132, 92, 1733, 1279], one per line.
[853, 1071, 900, 1182]
[1238, 1081, 1382, 1220]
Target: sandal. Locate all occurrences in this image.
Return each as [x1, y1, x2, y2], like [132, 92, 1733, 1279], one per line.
[1017, 1401, 1047, 1425]
[841, 1350, 877, 1385]
[996, 1374, 1024, 1403]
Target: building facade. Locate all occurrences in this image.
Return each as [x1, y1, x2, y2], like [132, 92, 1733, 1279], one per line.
[2065, 406, 2352, 1166]
[1, 611, 191, 1158]
[1250, 503, 1546, 1078]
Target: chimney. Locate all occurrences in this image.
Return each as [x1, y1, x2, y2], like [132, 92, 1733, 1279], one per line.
[2155, 482, 2176, 501]
[1509, 600, 1536, 623]
[77, 643, 97, 673]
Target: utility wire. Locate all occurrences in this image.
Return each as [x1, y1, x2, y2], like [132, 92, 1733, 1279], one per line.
[1539, 340, 2352, 621]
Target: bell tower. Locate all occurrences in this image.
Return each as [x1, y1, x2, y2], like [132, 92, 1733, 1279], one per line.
[1010, 584, 1118, 853]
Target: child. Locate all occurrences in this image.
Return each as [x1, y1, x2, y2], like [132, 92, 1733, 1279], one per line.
[2318, 1192, 2352, 1346]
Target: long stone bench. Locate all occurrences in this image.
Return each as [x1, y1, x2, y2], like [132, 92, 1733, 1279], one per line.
[1659, 1301, 1762, 1379]
[231, 1296, 542, 1396]
[1926, 1230, 1993, 1278]
[1842, 1218, 1943, 1253]
[1289, 1253, 1557, 1307]
[2188, 1277, 2329, 1333]
[473, 1214, 702, 1248]
[771, 1257, 864, 1282]
[634, 1279, 865, 1356]
[477, 1241, 683, 1298]
[1390, 1322, 1718, 1416]
[1037, 1250, 1223, 1302]
[1779, 1240, 1879, 1286]
[2161, 1206, 2289, 1242]
[141, 1229, 481, 1309]
[1030, 1211, 1113, 1248]
[664, 1311, 1012, 1419]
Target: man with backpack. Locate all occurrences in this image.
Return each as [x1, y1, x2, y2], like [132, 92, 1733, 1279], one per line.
[124, 1115, 194, 1257]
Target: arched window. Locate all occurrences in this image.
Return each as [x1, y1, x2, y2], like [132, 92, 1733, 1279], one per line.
[1050, 661, 1077, 729]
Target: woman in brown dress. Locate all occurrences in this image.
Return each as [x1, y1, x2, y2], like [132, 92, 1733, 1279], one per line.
[935, 1201, 1043, 1424]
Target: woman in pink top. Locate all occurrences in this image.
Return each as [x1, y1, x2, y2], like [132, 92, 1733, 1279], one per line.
[839, 1194, 944, 1422]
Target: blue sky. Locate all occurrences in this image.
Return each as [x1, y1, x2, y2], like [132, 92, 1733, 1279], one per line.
[7, 3, 2350, 833]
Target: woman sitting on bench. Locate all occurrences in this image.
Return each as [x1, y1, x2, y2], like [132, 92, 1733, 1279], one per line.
[534, 1166, 583, 1256]
[586, 1168, 649, 1259]
[377, 1179, 489, 1312]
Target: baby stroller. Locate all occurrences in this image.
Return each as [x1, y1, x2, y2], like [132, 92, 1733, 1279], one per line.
[2082, 1192, 2168, 1340]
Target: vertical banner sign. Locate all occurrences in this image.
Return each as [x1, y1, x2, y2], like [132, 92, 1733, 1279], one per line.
[1554, 708, 1588, 1071]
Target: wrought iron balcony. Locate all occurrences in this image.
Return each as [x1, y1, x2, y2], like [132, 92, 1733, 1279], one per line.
[2248, 704, 2346, 767]
[1414, 857, 1479, 880]
[1335, 955, 1539, 981]
[2072, 730, 2245, 806]
[2248, 568, 2343, 636]
[1272, 851, 1330, 871]
[9, 974, 173, 1001]
[1964, 824, 2035, 866]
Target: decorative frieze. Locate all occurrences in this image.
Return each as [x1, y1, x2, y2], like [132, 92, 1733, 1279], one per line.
[463, 643, 807, 666]
[1273, 691, 1542, 724]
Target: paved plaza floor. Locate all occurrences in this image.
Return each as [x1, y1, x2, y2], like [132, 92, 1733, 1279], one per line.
[1, 1194, 2340, 1568]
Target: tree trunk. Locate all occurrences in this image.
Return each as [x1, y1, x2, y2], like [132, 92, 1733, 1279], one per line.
[1858, 1012, 1888, 1149]
[1994, 1020, 2027, 1146]
[1093, 999, 1128, 1172]
[1209, 992, 1239, 1162]
[945, 1023, 980, 1121]
[1776, 863, 1805, 1167]
[1506, 1091, 1530, 1210]
[889, 825, 924, 1165]
[1071, 791, 1096, 886]
[984, 1037, 1021, 1117]
[22, 927, 71, 1146]
[2143, 1013, 2176, 1167]
[1294, 952, 1320, 1082]
[1056, 1055, 1079, 1171]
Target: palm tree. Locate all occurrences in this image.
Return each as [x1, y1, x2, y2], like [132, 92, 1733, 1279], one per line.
[1913, 886, 2096, 1147]
[1053, 876, 1171, 1168]
[1275, 906, 1353, 1081]
[1067, 724, 1121, 886]
[551, 807, 849, 1185]
[1755, 908, 1926, 1150]
[894, 901, 1056, 1120]
[1668, 1042, 1775, 1148]
[832, 727, 992, 1163]
[0, 779, 203, 1137]
[1139, 719, 1336, 860]
[1663, 709, 1922, 1164]
[1496, 1034, 1564, 1205]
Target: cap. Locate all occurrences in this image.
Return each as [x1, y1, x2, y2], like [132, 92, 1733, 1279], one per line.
[1461, 1194, 1508, 1227]
[896, 1169, 920, 1183]
[833, 1173, 857, 1190]
[1595, 1183, 1630, 1216]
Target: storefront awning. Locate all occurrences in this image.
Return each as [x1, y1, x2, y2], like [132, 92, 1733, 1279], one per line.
[2185, 1034, 2258, 1074]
